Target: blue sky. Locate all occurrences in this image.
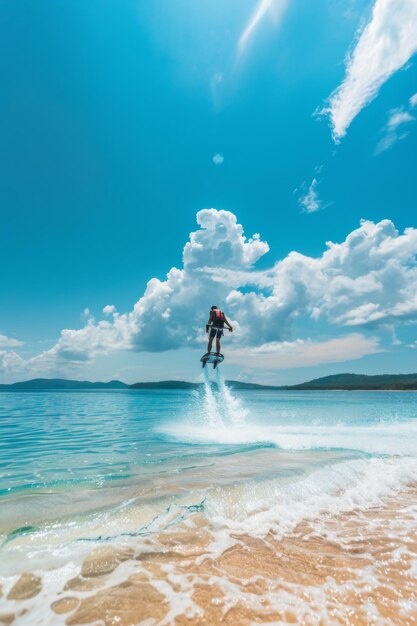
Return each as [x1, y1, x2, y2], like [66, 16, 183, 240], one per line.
[1, 0, 417, 384]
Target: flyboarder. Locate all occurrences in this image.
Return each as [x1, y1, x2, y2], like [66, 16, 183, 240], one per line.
[205, 305, 233, 355]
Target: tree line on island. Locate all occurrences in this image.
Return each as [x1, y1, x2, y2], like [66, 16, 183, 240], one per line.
[2, 373, 417, 390]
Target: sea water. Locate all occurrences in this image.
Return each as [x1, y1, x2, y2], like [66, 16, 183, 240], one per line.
[1, 376, 417, 624]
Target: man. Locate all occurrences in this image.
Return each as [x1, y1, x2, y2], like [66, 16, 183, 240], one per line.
[205, 305, 233, 355]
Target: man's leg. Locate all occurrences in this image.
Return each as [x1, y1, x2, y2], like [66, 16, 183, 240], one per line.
[215, 329, 223, 354]
[215, 337, 221, 354]
[207, 333, 214, 353]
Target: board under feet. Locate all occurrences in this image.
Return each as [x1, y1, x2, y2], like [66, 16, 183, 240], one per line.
[200, 352, 224, 368]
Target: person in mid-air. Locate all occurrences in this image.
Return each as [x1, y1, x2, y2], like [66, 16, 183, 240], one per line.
[205, 305, 233, 355]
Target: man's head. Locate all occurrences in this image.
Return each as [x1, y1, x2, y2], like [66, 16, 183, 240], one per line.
[211, 305, 218, 310]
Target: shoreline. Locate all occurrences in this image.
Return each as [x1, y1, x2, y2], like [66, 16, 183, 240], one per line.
[2, 387, 417, 625]
[2, 482, 416, 626]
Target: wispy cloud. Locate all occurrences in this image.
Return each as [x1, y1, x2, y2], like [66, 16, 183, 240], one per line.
[298, 178, 322, 213]
[237, 0, 289, 57]
[227, 334, 381, 369]
[296, 166, 326, 214]
[0, 350, 25, 373]
[376, 108, 415, 154]
[0, 334, 24, 348]
[376, 91, 417, 154]
[212, 153, 224, 165]
[322, 0, 417, 141]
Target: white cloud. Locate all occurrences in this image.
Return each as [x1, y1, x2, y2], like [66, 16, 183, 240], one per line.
[376, 94, 417, 154]
[2, 211, 417, 378]
[201, 217, 417, 342]
[227, 334, 381, 369]
[322, 0, 417, 141]
[388, 110, 415, 128]
[103, 305, 117, 315]
[410, 92, 417, 107]
[376, 107, 415, 153]
[212, 153, 224, 165]
[9, 210, 268, 374]
[0, 334, 23, 348]
[0, 350, 25, 373]
[183, 210, 268, 269]
[237, 0, 289, 57]
[298, 178, 322, 213]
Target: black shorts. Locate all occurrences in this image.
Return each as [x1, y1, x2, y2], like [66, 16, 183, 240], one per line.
[210, 327, 223, 339]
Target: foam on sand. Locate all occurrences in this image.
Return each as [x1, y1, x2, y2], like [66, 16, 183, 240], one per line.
[1, 485, 417, 626]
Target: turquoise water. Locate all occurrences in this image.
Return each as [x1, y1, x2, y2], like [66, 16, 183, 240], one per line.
[2, 386, 417, 494]
[1, 381, 417, 581]
[2, 386, 416, 498]
[0, 378, 417, 626]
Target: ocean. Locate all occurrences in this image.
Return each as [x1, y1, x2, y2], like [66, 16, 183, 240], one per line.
[1, 370, 417, 625]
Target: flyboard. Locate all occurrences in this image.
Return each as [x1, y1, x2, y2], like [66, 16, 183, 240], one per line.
[200, 352, 224, 369]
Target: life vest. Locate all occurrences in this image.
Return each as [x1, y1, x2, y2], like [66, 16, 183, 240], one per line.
[211, 309, 225, 328]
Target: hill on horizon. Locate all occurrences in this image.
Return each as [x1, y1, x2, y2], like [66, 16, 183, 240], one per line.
[0, 378, 129, 390]
[129, 380, 282, 390]
[290, 372, 417, 390]
[1, 373, 417, 391]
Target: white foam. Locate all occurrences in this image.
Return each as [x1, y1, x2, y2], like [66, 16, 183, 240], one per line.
[161, 419, 417, 456]
[184, 368, 250, 433]
[161, 379, 417, 457]
[202, 367, 224, 428]
[215, 368, 249, 426]
[3, 455, 417, 625]
[203, 455, 417, 539]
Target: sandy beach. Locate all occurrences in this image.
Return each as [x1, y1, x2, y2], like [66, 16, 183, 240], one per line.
[2, 485, 417, 625]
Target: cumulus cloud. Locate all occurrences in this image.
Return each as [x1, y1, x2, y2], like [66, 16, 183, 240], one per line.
[200, 217, 417, 343]
[0, 350, 25, 373]
[297, 178, 322, 213]
[376, 93, 417, 153]
[0, 334, 23, 348]
[2, 210, 417, 378]
[237, 0, 289, 57]
[212, 153, 224, 165]
[227, 334, 381, 369]
[103, 305, 117, 315]
[322, 0, 417, 141]
[4, 210, 268, 374]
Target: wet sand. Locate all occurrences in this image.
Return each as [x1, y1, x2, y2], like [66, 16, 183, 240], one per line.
[2, 485, 417, 626]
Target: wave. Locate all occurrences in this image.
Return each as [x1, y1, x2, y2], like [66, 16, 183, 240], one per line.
[5, 455, 417, 559]
[2, 455, 417, 626]
[161, 417, 417, 456]
[204, 455, 417, 539]
[158, 369, 417, 456]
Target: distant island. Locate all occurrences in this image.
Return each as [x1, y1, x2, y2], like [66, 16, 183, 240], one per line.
[287, 372, 417, 390]
[128, 374, 417, 390]
[0, 378, 129, 390]
[1, 373, 417, 391]
[0, 378, 282, 391]
[129, 380, 282, 390]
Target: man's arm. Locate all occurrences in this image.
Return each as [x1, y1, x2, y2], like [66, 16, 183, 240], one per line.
[223, 315, 233, 331]
[206, 311, 213, 333]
